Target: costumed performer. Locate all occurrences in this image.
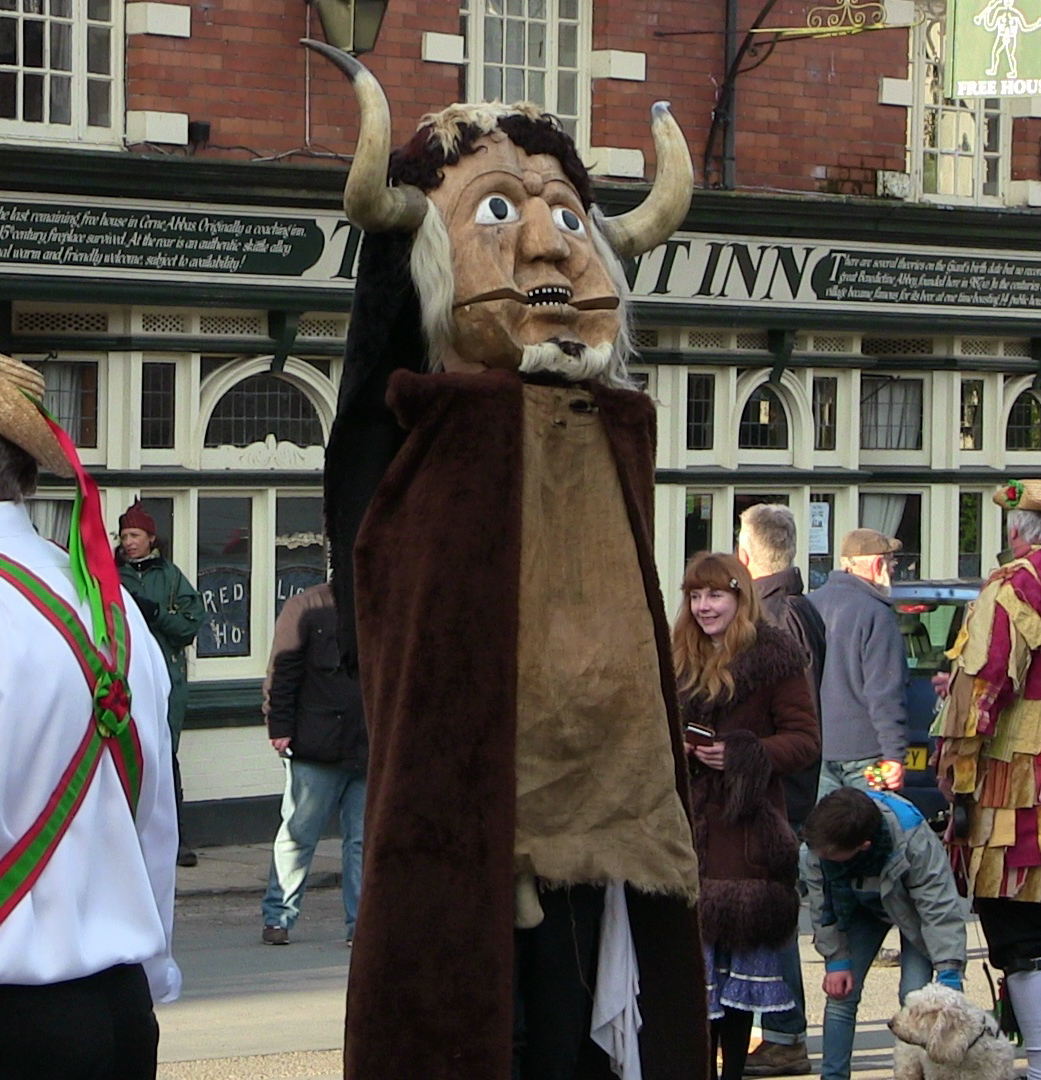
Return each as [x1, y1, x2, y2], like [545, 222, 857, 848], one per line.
[307, 40, 708, 1080]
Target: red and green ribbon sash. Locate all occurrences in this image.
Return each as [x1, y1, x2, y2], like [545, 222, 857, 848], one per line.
[0, 555, 141, 925]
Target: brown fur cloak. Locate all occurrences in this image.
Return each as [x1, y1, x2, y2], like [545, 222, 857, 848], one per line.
[345, 368, 708, 1080]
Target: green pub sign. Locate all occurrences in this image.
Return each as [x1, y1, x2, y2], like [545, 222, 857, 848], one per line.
[947, 0, 1041, 97]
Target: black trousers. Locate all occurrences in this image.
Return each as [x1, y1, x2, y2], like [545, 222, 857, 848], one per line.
[513, 883, 613, 1080]
[0, 962, 158, 1080]
[976, 897, 1041, 970]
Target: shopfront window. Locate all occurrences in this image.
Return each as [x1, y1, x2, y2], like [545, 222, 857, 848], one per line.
[196, 496, 251, 658]
[684, 491, 713, 563]
[960, 378, 983, 450]
[738, 385, 788, 449]
[1006, 389, 1041, 450]
[860, 492, 922, 580]
[205, 373, 322, 449]
[809, 492, 835, 589]
[686, 373, 714, 450]
[860, 376, 923, 450]
[32, 359, 98, 447]
[142, 362, 176, 449]
[275, 496, 326, 618]
[27, 496, 72, 543]
[958, 491, 982, 579]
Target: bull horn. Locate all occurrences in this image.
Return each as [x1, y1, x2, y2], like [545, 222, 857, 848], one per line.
[598, 102, 693, 258]
[302, 40, 428, 233]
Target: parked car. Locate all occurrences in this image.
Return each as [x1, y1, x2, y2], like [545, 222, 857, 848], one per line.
[889, 579, 983, 827]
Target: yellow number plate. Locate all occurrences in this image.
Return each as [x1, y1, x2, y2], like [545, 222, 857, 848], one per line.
[905, 747, 928, 771]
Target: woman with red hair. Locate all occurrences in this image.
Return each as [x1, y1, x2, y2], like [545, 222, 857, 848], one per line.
[674, 552, 819, 1080]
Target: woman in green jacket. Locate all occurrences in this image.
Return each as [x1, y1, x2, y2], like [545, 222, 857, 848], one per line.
[117, 499, 205, 867]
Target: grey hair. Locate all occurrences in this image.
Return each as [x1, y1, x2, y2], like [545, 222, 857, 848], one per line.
[739, 503, 797, 572]
[0, 435, 38, 502]
[1008, 508, 1041, 546]
[409, 201, 638, 390]
[409, 200, 453, 373]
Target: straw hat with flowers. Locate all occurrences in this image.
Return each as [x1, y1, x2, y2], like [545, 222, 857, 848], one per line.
[0, 354, 73, 478]
[992, 479, 1041, 512]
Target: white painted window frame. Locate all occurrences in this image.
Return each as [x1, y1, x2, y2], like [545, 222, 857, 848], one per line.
[0, 0, 125, 149]
[459, 0, 592, 153]
[908, 5, 1010, 206]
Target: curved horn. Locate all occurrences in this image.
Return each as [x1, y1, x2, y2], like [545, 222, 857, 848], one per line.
[302, 40, 428, 233]
[598, 102, 693, 258]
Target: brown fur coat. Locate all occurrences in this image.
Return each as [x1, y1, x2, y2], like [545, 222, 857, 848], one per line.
[345, 369, 708, 1080]
[683, 625, 819, 950]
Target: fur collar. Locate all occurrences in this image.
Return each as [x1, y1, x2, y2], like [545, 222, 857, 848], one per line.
[684, 623, 805, 721]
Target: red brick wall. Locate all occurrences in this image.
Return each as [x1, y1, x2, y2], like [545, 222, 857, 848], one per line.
[127, 1, 1034, 200]
[125, 0, 461, 164]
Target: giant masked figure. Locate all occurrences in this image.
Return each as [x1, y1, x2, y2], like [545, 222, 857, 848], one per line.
[310, 41, 707, 1080]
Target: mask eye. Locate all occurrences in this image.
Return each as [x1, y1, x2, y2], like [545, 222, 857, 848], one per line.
[474, 194, 520, 225]
[552, 206, 586, 236]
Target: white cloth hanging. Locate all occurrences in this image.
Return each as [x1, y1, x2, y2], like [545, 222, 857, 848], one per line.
[590, 879, 643, 1080]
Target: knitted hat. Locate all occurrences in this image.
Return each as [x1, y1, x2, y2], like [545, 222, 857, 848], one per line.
[992, 479, 1041, 512]
[0, 355, 74, 478]
[840, 528, 902, 557]
[119, 499, 156, 536]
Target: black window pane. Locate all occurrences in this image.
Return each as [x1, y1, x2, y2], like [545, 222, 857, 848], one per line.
[0, 71, 15, 117]
[22, 71, 42, 120]
[0, 18, 16, 65]
[196, 497, 251, 658]
[738, 386, 788, 449]
[813, 376, 837, 450]
[205, 373, 323, 448]
[1006, 391, 1041, 450]
[22, 18, 43, 66]
[275, 497, 326, 618]
[960, 379, 983, 450]
[141, 362, 175, 449]
[686, 373, 714, 450]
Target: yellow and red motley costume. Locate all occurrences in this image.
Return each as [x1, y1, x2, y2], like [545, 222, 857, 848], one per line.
[936, 546, 1041, 901]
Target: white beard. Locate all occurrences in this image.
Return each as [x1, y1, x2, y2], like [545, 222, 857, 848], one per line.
[518, 341, 614, 383]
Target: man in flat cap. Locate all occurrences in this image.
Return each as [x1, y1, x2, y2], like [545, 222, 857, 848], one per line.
[934, 480, 1041, 1080]
[0, 355, 179, 1078]
[810, 528, 909, 798]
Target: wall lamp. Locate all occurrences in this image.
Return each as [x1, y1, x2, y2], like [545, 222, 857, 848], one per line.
[308, 0, 388, 54]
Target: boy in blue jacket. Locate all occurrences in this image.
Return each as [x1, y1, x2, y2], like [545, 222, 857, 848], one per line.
[803, 787, 967, 1080]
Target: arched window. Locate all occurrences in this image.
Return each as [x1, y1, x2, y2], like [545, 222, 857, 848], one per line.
[1006, 390, 1041, 450]
[738, 385, 788, 449]
[204, 374, 322, 448]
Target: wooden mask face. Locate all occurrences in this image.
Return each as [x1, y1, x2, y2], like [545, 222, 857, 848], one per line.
[426, 133, 621, 374]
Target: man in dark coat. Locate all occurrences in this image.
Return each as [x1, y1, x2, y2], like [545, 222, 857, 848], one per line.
[260, 581, 367, 946]
[737, 503, 825, 1078]
[308, 42, 708, 1080]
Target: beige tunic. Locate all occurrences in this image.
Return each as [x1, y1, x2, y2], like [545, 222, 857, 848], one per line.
[513, 383, 700, 899]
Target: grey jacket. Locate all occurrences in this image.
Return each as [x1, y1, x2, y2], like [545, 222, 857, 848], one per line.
[809, 570, 908, 763]
[806, 794, 966, 975]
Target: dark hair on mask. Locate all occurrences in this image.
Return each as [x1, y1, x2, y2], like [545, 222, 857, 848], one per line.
[388, 113, 594, 209]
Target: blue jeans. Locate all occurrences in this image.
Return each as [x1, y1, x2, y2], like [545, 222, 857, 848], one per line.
[760, 934, 807, 1044]
[817, 758, 878, 800]
[261, 759, 366, 937]
[820, 915, 933, 1080]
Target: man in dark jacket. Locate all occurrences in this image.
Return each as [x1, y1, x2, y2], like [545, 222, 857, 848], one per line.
[117, 499, 205, 868]
[738, 503, 826, 1078]
[809, 528, 909, 798]
[261, 581, 367, 945]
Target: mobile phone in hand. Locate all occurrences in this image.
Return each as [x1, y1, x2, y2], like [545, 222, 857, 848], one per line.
[684, 722, 716, 748]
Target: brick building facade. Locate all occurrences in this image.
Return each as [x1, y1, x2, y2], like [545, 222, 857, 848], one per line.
[2, 0, 1038, 836]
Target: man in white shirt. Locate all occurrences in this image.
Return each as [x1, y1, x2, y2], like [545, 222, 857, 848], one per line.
[0, 354, 179, 1079]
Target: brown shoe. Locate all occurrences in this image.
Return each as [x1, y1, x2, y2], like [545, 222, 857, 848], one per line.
[743, 1041, 811, 1077]
[262, 926, 289, 945]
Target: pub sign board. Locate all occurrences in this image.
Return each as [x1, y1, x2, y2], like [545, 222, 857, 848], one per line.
[946, 0, 1041, 98]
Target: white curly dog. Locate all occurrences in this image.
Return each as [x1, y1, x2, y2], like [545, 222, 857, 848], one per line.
[889, 983, 1017, 1080]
